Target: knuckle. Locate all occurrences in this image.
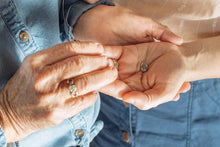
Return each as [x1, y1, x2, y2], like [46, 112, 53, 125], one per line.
[74, 56, 85, 67]
[78, 42, 87, 49]
[33, 71, 48, 90]
[23, 53, 42, 70]
[66, 41, 78, 53]
[78, 76, 89, 93]
[73, 56, 86, 74]
[37, 92, 52, 105]
[23, 55, 34, 69]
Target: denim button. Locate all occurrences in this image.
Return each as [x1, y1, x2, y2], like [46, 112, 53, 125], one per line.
[19, 31, 29, 42]
[75, 129, 84, 137]
[122, 131, 129, 143]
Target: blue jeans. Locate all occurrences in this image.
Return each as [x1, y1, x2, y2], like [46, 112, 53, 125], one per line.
[92, 79, 220, 147]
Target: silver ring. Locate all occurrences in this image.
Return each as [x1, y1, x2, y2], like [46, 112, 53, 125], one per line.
[140, 62, 148, 73]
[113, 60, 118, 69]
[67, 79, 78, 98]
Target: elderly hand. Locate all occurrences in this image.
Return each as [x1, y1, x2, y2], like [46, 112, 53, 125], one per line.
[100, 42, 191, 110]
[0, 42, 118, 142]
[73, 5, 183, 46]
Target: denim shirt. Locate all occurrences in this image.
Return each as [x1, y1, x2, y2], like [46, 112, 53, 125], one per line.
[91, 78, 220, 147]
[0, 0, 113, 146]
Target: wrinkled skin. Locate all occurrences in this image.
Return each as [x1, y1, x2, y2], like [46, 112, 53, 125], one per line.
[0, 42, 118, 142]
[100, 42, 191, 110]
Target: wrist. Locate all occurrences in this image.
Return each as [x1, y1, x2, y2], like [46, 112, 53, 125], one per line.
[73, 4, 108, 40]
[0, 90, 19, 143]
[180, 41, 211, 82]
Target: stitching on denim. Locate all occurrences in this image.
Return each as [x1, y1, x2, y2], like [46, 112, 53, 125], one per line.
[62, 0, 75, 41]
[0, 2, 25, 59]
[0, 0, 39, 57]
[130, 105, 137, 147]
[68, 112, 88, 146]
[186, 83, 194, 147]
[0, 15, 25, 61]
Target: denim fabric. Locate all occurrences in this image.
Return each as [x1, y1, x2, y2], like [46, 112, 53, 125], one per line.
[0, 0, 112, 146]
[62, 0, 114, 41]
[0, 126, 6, 147]
[91, 79, 220, 147]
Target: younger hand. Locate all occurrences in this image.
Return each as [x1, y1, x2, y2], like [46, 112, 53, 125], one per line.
[0, 42, 118, 142]
[100, 42, 191, 110]
[73, 5, 183, 46]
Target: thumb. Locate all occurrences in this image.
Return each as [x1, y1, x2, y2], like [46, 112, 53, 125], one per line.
[145, 19, 183, 45]
[122, 88, 175, 110]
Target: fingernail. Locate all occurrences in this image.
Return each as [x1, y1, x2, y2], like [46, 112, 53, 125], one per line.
[107, 59, 114, 67]
[123, 98, 134, 104]
[176, 37, 183, 45]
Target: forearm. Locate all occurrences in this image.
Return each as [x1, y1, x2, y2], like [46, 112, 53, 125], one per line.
[181, 36, 220, 81]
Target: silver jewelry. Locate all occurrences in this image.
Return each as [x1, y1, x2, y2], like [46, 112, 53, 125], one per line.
[140, 62, 148, 73]
[67, 79, 78, 98]
[113, 60, 118, 69]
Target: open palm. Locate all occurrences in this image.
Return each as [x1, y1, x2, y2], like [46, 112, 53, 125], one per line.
[101, 42, 191, 110]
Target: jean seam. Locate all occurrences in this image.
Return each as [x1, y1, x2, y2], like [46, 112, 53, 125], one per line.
[130, 105, 137, 147]
[186, 83, 194, 147]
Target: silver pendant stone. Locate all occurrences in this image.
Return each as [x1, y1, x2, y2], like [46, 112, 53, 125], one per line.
[140, 62, 148, 73]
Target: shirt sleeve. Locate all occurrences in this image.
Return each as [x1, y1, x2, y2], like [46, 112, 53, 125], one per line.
[0, 126, 6, 147]
[60, 0, 115, 41]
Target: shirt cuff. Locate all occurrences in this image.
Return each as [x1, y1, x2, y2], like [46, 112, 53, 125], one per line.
[0, 126, 6, 147]
[61, 0, 115, 41]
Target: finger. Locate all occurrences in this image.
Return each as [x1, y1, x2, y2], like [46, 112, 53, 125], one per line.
[41, 55, 113, 86]
[178, 82, 191, 93]
[102, 45, 123, 60]
[122, 91, 152, 110]
[145, 19, 183, 45]
[33, 42, 120, 66]
[99, 80, 131, 100]
[173, 93, 180, 101]
[172, 82, 191, 101]
[64, 91, 98, 117]
[83, 0, 100, 4]
[122, 87, 176, 110]
[59, 67, 118, 98]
